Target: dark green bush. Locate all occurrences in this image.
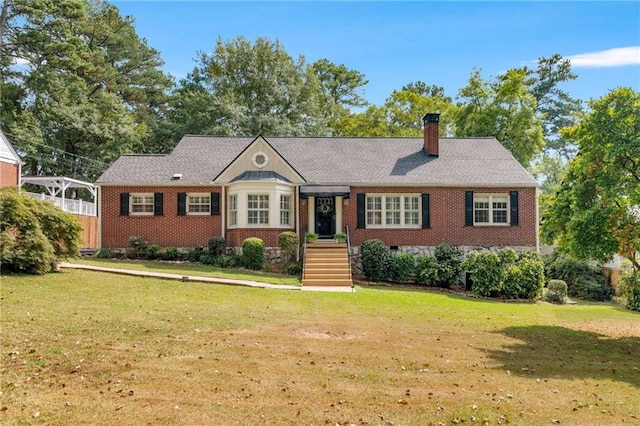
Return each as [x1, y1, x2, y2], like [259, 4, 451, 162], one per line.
[387, 252, 415, 283]
[544, 253, 612, 301]
[187, 246, 204, 262]
[125, 236, 147, 259]
[96, 248, 114, 259]
[618, 271, 640, 311]
[145, 244, 160, 260]
[515, 253, 545, 299]
[278, 231, 299, 262]
[544, 279, 568, 304]
[462, 250, 504, 297]
[242, 237, 265, 270]
[415, 255, 438, 286]
[0, 188, 81, 274]
[199, 253, 217, 265]
[215, 254, 242, 268]
[162, 246, 179, 260]
[360, 239, 390, 282]
[208, 237, 227, 256]
[434, 243, 463, 288]
[283, 262, 303, 276]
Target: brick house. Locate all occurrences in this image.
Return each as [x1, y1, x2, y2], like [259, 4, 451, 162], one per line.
[0, 129, 22, 187]
[96, 113, 539, 259]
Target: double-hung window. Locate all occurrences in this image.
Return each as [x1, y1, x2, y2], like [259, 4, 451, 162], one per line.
[130, 193, 154, 215]
[280, 195, 291, 226]
[248, 194, 269, 225]
[366, 194, 421, 227]
[474, 194, 509, 225]
[187, 194, 210, 215]
[229, 194, 238, 226]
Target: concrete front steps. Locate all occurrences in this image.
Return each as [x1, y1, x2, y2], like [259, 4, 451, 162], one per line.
[302, 241, 353, 287]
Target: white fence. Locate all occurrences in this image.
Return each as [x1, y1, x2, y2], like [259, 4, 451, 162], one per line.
[24, 192, 96, 216]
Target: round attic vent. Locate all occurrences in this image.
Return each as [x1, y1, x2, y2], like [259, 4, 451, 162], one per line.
[252, 151, 269, 169]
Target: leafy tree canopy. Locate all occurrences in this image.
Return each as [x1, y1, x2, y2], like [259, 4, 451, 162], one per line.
[541, 87, 640, 271]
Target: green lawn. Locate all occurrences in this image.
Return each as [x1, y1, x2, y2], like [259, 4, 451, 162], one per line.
[1, 269, 638, 425]
[72, 257, 301, 285]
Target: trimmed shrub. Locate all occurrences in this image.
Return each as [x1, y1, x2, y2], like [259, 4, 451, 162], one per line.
[544, 253, 612, 301]
[387, 252, 415, 283]
[415, 255, 439, 286]
[208, 237, 227, 256]
[126, 236, 147, 259]
[242, 237, 265, 270]
[434, 243, 463, 288]
[145, 244, 160, 260]
[360, 239, 390, 282]
[515, 253, 545, 299]
[544, 279, 568, 304]
[278, 231, 299, 262]
[0, 188, 81, 274]
[462, 250, 504, 297]
[162, 246, 179, 260]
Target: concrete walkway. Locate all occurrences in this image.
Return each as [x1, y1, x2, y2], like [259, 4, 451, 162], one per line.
[58, 263, 356, 293]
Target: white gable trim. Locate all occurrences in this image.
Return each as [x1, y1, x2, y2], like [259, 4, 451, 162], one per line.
[213, 136, 305, 184]
[0, 129, 22, 164]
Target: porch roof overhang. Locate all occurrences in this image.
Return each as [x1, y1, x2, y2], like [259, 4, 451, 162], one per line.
[299, 185, 351, 199]
[21, 176, 97, 199]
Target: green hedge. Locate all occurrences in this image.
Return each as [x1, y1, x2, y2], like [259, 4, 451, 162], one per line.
[242, 237, 265, 270]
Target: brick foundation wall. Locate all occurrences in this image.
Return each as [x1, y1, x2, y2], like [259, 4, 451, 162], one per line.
[0, 161, 19, 187]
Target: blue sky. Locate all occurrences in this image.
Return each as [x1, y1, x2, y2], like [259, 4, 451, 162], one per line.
[112, 1, 640, 106]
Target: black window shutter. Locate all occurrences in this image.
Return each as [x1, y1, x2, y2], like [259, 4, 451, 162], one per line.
[510, 191, 519, 226]
[421, 193, 430, 229]
[154, 193, 163, 216]
[356, 193, 366, 229]
[210, 192, 220, 216]
[120, 193, 129, 216]
[177, 192, 187, 216]
[465, 191, 474, 226]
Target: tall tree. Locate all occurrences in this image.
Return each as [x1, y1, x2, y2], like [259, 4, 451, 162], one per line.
[456, 68, 545, 166]
[0, 0, 172, 180]
[165, 36, 328, 139]
[541, 87, 640, 271]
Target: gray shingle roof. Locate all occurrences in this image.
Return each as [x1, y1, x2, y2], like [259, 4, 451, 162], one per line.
[96, 136, 537, 187]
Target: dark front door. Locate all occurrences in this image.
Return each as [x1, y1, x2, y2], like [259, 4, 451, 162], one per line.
[315, 197, 335, 238]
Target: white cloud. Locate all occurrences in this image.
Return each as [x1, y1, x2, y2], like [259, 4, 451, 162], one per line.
[568, 46, 640, 68]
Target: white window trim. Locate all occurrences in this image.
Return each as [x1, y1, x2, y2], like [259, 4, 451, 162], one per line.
[130, 193, 154, 216]
[473, 193, 510, 226]
[227, 181, 294, 229]
[186, 193, 211, 216]
[247, 193, 270, 225]
[365, 194, 421, 229]
[228, 194, 238, 226]
[280, 194, 291, 226]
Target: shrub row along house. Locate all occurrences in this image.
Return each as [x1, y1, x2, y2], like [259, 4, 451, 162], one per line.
[96, 113, 539, 269]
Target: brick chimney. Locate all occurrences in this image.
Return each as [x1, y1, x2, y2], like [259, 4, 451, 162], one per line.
[422, 113, 440, 157]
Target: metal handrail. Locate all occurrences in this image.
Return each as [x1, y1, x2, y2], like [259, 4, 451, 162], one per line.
[345, 225, 352, 279]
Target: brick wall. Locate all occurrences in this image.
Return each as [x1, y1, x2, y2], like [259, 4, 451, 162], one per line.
[102, 185, 537, 250]
[101, 186, 223, 248]
[0, 161, 19, 187]
[335, 186, 537, 249]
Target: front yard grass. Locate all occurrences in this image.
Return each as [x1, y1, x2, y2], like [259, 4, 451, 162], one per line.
[1, 269, 638, 425]
[72, 257, 301, 285]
